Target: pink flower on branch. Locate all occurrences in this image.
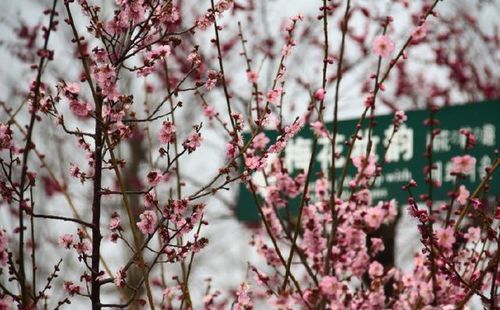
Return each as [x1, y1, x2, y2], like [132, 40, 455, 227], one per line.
[183, 132, 202, 153]
[158, 121, 176, 144]
[436, 227, 455, 250]
[137, 210, 157, 235]
[372, 35, 395, 58]
[450, 155, 476, 175]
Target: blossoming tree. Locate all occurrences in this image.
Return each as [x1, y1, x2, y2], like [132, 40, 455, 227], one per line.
[0, 0, 499, 309]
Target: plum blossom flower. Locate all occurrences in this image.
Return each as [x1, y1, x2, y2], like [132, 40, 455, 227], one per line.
[364, 207, 385, 229]
[183, 132, 202, 153]
[205, 70, 219, 90]
[394, 110, 407, 126]
[314, 88, 325, 101]
[352, 155, 376, 183]
[137, 210, 157, 235]
[196, 16, 212, 30]
[0, 124, 13, 151]
[244, 154, 266, 171]
[369, 261, 384, 279]
[64, 281, 82, 296]
[69, 100, 92, 118]
[109, 212, 122, 231]
[464, 227, 480, 243]
[266, 87, 283, 104]
[311, 121, 327, 138]
[158, 121, 176, 144]
[74, 240, 92, 255]
[436, 227, 455, 250]
[372, 35, 395, 58]
[203, 105, 216, 119]
[252, 133, 269, 150]
[58, 234, 74, 249]
[411, 25, 427, 42]
[143, 191, 157, 209]
[451, 155, 476, 175]
[147, 45, 171, 60]
[246, 70, 258, 83]
[234, 282, 252, 310]
[147, 170, 164, 186]
[370, 237, 385, 254]
[319, 276, 341, 297]
[114, 268, 126, 288]
[64, 82, 80, 95]
[456, 185, 469, 205]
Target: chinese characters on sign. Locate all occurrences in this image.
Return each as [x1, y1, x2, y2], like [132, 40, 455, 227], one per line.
[237, 101, 499, 222]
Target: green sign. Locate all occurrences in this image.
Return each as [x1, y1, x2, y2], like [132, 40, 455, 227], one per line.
[236, 100, 500, 222]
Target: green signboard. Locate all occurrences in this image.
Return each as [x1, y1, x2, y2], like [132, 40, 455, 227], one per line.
[236, 100, 499, 222]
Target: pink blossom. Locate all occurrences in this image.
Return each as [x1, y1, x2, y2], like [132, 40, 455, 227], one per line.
[319, 276, 341, 297]
[370, 237, 385, 254]
[147, 170, 164, 186]
[137, 210, 157, 235]
[109, 213, 122, 231]
[74, 240, 92, 255]
[147, 45, 171, 60]
[158, 121, 176, 144]
[65, 82, 80, 95]
[456, 185, 469, 205]
[234, 282, 252, 310]
[372, 35, 395, 58]
[92, 65, 119, 99]
[368, 261, 384, 279]
[266, 87, 283, 104]
[160, 4, 180, 23]
[183, 132, 202, 153]
[451, 155, 476, 175]
[205, 70, 219, 90]
[196, 16, 212, 31]
[143, 191, 157, 209]
[352, 154, 376, 183]
[114, 268, 126, 288]
[123, 1, 145, 24]
[436, 227, 455, 250]
[69, 163, 80, 178]
[311, 121, 327, 137]
[252, 133, 270, 150]
[314, 88, 325, 101]
[226, 142, 238, 158]
[394, 110, 407, 126]
[281, 43, 294, 58]
[0, 124, 13, 150]
[245, 154, 266, 171]
[246, 70, 258, 83]
[171, 199, 188, 216]
[64, 281, 82, 296]
[315, 177, 328, 198]
[364, 207, 385, 229]
[412, 25, 427, 42]
[203, 105, 216, 119]
[69, 100, 92, 118]
[464, 227, 480, 243]
[216, 0, 233, 12]
[58, 234, 74, 249]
